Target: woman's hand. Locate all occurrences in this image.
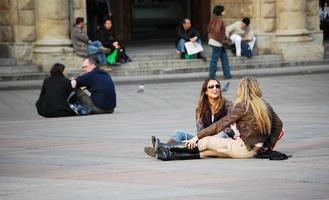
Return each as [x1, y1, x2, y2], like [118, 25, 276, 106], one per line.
[185, 135, 199, 149]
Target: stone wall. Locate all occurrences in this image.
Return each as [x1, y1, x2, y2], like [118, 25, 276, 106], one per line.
[0, 0, 36, 63]
[0, 0, 12, 57]
[211, 0, 324, 60]
[1, 0, 325, 69]
[274, 0, 323, 61]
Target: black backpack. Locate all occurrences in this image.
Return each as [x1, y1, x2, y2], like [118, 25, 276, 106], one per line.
[241, 41, 253, 58]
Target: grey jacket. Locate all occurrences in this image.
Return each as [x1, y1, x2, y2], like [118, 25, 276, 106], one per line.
[71, 25, 89, 57]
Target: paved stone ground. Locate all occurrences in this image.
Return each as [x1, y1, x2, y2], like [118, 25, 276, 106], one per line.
[0, 74, 328, 200]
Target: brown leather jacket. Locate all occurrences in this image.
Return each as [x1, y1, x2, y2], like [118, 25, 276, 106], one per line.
[208, 16, 226, 44]
[196, 101, 283, 150]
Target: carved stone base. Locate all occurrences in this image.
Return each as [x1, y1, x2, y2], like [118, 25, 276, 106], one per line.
[274, 32, 324, 61]
[33, 50, 84, 72]
[255, 33, 275, 55]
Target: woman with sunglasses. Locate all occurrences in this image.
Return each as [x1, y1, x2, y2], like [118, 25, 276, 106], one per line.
[154, 76, 283, 160]
[144, 78, 234, 157]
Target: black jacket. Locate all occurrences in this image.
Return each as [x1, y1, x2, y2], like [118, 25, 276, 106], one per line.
[95, 28, 117, 49]
[36, 75, 76, 117]
[176, 25, 200, 45]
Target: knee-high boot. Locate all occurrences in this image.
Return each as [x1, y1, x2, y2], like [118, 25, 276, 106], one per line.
[155, 138, 200, 161]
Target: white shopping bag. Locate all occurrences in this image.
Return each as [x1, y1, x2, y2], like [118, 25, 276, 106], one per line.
[184, 41, 203, 55]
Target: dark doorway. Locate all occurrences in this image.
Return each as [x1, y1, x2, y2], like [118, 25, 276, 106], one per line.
[131, 0, 191, 40]
[86, 0, 210, 42]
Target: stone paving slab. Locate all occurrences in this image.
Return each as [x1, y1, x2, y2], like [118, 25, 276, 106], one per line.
[0, 74, 328, 199]
[0, 64, 329, 90]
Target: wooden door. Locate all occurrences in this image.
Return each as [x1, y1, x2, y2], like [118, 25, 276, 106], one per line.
[191, 0, 210, 41]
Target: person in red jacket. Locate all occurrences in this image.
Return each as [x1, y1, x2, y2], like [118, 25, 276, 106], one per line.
[208, 5, 232, 79]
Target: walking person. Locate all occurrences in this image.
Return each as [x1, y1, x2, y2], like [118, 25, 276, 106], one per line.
[208, 5, 232, 79]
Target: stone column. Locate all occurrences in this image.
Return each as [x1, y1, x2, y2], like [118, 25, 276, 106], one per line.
[274, 0, 323, 61]
[33, 0, 82, 71]
[252, 0, 276, 55]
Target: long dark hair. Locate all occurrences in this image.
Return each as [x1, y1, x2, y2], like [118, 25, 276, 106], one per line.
[196, 78, 225, 121]
[50, 63, 65, 76]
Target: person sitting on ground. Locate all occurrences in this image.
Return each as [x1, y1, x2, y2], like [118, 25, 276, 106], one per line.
[153, 76, 284, 161]
[36, 63, 77, 118]
[208, 5, 232, 79]
[95, 18, 131, 64]
[176, 18, 206, 61]
[71, 17, 109, 65]
[145, 78, 235, 157]
[71, 57, 116, 114]
[225, 17, 256, 57]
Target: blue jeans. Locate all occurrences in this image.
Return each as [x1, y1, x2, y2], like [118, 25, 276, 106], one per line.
[208, 45, 231, 79]
[176, 38, 202, 53]
[171, 129, 229, 143]
[87, 40, 107, 65]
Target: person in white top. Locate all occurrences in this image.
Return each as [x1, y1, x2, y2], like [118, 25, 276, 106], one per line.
[319, 6, 325, 21]
[225, 17, 256, 57]
[324, 2, 329, 19]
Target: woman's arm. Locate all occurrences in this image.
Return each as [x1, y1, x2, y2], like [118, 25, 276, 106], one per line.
[186, 103, 245, 148]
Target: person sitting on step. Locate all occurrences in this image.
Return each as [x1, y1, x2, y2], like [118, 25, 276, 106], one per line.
[96, 17, 131, 65]
[225, 17, 256, 57]
[71, 17, 109, 65]
[175, 18, 206, 61]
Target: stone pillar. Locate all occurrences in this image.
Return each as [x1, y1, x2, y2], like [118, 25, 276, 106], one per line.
[0, 0, 12, 58]
[33, 0, 82, 71]
[274, 0, 323, 61]
[252, 0, 276, 54]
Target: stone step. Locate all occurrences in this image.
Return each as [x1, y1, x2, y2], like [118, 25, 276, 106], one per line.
[1, 59, 328, 81]
[109, 59, 329, 76]
[0, 58, 17, 66]
[0, 64, 41, 74]
[118, 54, 283, 69]
[126, 45, 236, 61]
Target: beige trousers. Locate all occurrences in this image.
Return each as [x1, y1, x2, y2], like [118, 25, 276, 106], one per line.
[198, 136, 257, 159]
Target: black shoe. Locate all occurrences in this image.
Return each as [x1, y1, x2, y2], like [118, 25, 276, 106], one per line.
[197, 53, 207, 62]
[224, 75, 232, 80]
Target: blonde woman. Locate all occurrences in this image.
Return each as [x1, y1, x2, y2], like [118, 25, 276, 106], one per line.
[145, 78, 234, 157]
[154, 76, 283, 160]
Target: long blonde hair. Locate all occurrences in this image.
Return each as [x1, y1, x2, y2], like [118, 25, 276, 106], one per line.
[234, 76, 271, 135]
[196, 78, 225, 121]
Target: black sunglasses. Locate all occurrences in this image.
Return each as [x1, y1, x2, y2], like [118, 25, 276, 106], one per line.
[208, 84, 220, 89]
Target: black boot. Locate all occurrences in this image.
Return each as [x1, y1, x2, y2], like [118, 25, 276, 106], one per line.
[154, 138, 198, 153]
[155, 138, 200, 161]
[156, 144, 200, 161]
